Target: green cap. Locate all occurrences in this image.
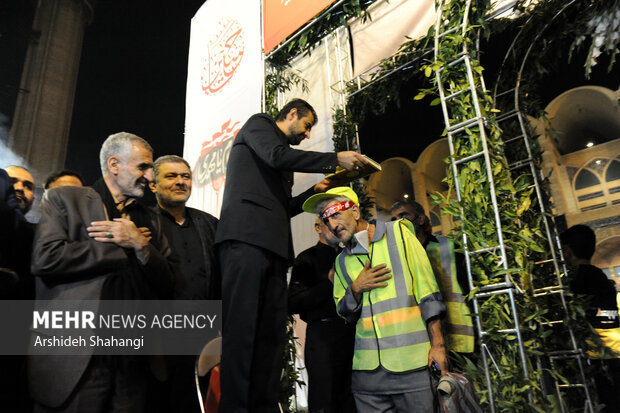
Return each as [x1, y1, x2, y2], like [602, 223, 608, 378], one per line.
[302, 186, 359, 214]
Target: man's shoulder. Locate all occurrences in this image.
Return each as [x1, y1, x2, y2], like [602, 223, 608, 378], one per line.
[297, 243, 322, 260]
[186, 206, 218, 223]
[45, 186, 100, 203]
[239, 113, 277, 134]
[247, 113, 275, 123]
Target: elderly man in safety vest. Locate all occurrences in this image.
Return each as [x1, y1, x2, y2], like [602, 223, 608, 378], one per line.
[302, 187, 448, 412]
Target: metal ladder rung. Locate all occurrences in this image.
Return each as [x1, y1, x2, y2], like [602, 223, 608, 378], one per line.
[438, 52, 468, 73]
[476, 287, 516, 299]
[502, 134, 525, 144]
[437, 24, 463, 39]
[445, 87, 470, 101]
[508, 158, 534, 170]
[468, 245, 499, 255]
[448, 117, 482, 134]
[549, 350, 582, 358]
[495, 110, 519, 122]
[533, 286, 564, 296]
[494, 88, 517, 98]
[542, 320, 564, 326]
[479, 282, 512, 293]
[533, 291, 564, 298]
[454, 150, 485, 166]
[437, 25, 461, 39]
[480, 328, 518, 337]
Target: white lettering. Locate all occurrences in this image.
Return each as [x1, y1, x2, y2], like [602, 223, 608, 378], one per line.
[33, 311, 49, 329]
[51, 311, 63, 328]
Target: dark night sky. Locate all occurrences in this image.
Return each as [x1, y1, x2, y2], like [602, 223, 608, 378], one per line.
[66, 0, 206, 185]
[2, 0, 619, 185]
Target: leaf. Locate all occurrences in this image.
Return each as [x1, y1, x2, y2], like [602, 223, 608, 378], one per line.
[414, 92, 426, 100]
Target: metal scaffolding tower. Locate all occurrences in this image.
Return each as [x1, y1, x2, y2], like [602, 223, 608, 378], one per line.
[433, 1, 532, 410]
[491, 1, 594, 411]
[433, 0, 594, 411]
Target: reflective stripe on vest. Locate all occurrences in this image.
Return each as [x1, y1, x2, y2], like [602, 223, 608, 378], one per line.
[427, 237, 475, 353]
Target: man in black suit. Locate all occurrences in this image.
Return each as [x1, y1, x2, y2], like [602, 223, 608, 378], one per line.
[149, 154, 219, 412]
[29, 132, 174, 413]
[215, 99, 367, 412]
[1, 166, 37, 299]
[1, 167, 37, 413]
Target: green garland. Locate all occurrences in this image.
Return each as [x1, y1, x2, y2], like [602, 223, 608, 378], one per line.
[279, 316, 304, 412]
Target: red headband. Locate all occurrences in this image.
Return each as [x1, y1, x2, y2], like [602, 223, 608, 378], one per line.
[321, 200, 354, 221]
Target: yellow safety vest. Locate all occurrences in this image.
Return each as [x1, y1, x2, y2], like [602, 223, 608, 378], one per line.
[333, 220, 443, 372]
[426, 237, 475, 353]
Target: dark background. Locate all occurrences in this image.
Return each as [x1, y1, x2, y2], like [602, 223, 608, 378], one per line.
[1, 0, 619, 185]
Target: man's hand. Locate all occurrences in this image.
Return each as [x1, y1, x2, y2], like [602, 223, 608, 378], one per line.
[314, 178, 332, 192]
[328, 267, 335, 284]
[88, 218, 151, 263]
[87, 218, 149, 251]
[337, 151, 369, 170]
[427, 319, 449, 375]
[351, 261, 391, 302]
[139, 227, 152, 242]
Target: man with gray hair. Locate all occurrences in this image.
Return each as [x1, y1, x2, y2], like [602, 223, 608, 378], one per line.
[29, 132, 175, 412]
[302, 187, 447, 413]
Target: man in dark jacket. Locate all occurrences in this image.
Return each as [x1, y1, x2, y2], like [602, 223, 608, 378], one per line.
[150, 154, 219, 412]
[215, 99, 367, 412]
[560, 225, 620, 411]
[1, 167, 37, 412]
[288, 218, 356, 413]
[29, 132, 174, 413]
[150, 155, 219, 301]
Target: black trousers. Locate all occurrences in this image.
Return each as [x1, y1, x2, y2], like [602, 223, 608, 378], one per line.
[218, 241, 288, 413]
[33, 356, 146, 413]
[305, 320, 357, 413]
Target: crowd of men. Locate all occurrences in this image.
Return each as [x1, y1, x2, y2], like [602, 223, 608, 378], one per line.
[1, 97, 615, 413]
[2, 133, 222, 413]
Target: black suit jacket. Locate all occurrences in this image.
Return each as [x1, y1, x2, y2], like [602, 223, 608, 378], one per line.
[0, 168, 35, 299]
[28, 184, 174, 408]
[215, 113, 338, 261]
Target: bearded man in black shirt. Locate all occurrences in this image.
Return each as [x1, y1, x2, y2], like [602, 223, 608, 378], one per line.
[289, 218, 356, 413]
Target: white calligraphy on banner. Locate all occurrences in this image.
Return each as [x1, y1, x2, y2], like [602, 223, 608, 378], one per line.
[183, 0, 262, 217]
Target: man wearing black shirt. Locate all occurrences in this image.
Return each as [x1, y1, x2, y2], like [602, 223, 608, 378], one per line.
[150, 155, 219, 300]
[150, 155, 219, 413]
[289, 218, 356, 413]
[560, 224, 620, 411]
